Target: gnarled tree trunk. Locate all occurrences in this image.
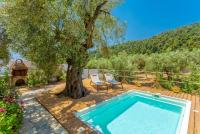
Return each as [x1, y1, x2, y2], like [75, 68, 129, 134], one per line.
[63, 64, 88, 99]
[62, 1, 108, 99]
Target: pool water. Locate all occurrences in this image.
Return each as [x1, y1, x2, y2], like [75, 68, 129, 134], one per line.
[76, 91, 189, 134]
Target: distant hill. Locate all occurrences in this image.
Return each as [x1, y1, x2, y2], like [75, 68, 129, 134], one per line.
[95, 23, 200, 57]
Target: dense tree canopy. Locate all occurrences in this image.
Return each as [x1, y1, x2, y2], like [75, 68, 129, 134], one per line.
[92, 23, 200, 57]
[2, 0, 125, 98]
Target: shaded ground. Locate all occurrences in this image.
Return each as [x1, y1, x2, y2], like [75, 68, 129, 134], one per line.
[18, 86, 68, 134]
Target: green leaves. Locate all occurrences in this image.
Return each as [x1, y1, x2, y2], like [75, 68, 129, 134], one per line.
[0, 69, 11, 96]
[0, 100, 23, 134]
[2, 0, 124, 71]
[27, 69, 48, 87]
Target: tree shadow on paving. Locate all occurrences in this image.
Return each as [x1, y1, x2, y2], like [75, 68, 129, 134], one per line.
[21, 98, 67, 134]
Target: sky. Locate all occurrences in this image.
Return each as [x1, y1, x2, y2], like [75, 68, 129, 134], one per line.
[11, 0, 200, 59]
[112, 0, 200, 41]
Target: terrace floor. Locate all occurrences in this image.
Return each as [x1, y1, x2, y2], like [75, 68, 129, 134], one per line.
[35, 79, 200, 134]
[18, 86, 68, 134]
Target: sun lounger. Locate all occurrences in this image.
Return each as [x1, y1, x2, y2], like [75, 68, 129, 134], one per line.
[104, 73, 123, 89]
[90, 74, 108, 91]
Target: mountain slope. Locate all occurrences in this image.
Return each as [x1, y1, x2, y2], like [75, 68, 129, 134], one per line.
[109, 23, 200, 55]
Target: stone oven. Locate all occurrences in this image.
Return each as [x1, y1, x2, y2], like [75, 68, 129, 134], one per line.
[11, 59, 28, 86]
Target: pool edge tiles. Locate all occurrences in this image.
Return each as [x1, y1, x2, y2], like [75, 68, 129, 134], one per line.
[75, 90, 191, 134]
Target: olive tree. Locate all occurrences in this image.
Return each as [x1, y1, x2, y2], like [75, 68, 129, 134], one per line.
[3, 0, 125, 98]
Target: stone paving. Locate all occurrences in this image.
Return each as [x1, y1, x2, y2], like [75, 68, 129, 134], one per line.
[19, 86, 68, 134]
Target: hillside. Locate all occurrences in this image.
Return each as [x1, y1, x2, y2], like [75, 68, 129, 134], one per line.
[95, 23, 200, 56]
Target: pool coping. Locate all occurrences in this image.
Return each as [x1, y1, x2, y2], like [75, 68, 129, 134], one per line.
[74, 89, 191, 134]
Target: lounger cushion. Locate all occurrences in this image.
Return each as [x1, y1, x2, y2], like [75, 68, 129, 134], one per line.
[95, 82, 104, 85]
[108, 80, 119, 84]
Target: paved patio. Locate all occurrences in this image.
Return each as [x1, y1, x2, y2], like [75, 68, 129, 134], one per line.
[18, 86, 68, 134]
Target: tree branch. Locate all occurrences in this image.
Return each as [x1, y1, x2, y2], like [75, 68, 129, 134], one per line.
[90, 0, 108, 25]
[100, 9, 110, 15]
[84, 1, 108, 49]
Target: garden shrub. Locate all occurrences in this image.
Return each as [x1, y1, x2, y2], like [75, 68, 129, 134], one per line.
[52, 68, 66, 81]
[180, 81, 198, 93]
[0, 97, 23, 134]
[27, 69, 48, 87]
[179, 68, 200, 93]
[0, 69, 23, 133]
[0, 69, 13, 97]
[0, 79, 9, 97]
[158, 78, 173, 89]
[57, 70, 66, 81]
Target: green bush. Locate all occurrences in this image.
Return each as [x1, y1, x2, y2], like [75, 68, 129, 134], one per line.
[0, 99, 23, 134]
[157, 75, 173, 89]
[180, 81, 198, 93]
[0, 79, 9, 96]
[0, 69, 13, 97]
[0, 70, 24, 133]
[53, 68, 66, 81]
[27, 69, 48, 87]
[179, 68, 200, 93]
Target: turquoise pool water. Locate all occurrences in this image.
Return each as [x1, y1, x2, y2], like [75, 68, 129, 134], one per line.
[76, 91, 187, 134]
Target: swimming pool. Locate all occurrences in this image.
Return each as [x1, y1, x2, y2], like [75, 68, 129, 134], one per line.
[75, 90, 191, 134]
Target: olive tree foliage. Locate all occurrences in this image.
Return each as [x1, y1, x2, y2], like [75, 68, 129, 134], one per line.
[96, 15, 126, 58]
[0, 26, 9, 67]
[87, 50, 200, 93]
[2, 0, 125, 98]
